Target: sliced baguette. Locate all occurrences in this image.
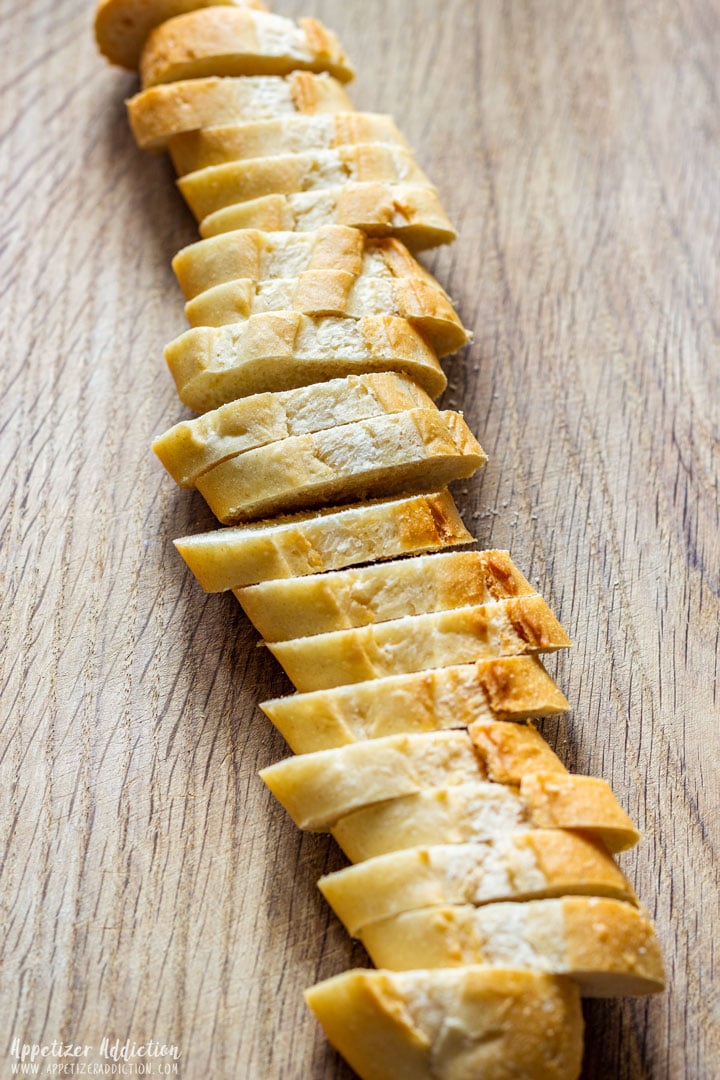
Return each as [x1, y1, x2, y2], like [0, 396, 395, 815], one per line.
[140, 8, 355, 87]
[168, 113, 411, 172]
[95, 0, 267, 70]
[305, 967, 584, 1080]
[260, 657, 570, 755]
[331, 778, 640, 861]
[165, 312, 447, 411]
[359, 898, 666, 996]
[259, 727, 567, 831]
[154, 372, 433, 488]
[175, 228, 468, 355]
[199, 183, 457, 250]
[195, 408, 485, 523]
[179, 146, 430, 218]
[266, 595, 569, 692]
[237, 550, 535, 641]
[174, 489, 472, 592]
[127, 73, 355, 150]
[319, 832, 637, 935]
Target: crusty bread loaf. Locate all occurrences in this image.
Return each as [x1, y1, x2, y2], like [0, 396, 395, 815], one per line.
[168, 113, 411, 172]
[174, 489, 473, 592]
[331, 777, 640, 862]
[266, 595, 570, 692]
[237, 550, 535, 641]
[140, 7, 354, 87]
[95, 0, 268, 70]
[165, 312, 448, 411]
[259, 727, 567, 831]
[261, 657, 570, 754]
[174, 227, 469, 354]
[305, 967, 584, 1080]
[199, 184, 457, 249]
[127, 73, 355, 150]
[306, 967, 584, 1080]
[179, 145, 430, 219]
[359, 898, 666, 997]
[154, 372, 434, 488]
[195, 408, 485, 523]
[319, 832, 637, 935]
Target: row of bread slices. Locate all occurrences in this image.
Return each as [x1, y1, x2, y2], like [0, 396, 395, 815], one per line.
[94, 2, 665, 1076]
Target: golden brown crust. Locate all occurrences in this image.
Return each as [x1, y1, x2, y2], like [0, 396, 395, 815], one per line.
[266, 594, 566, 693]
[139, 7, 354, 87]
[174, 489, 473, 593]
[237, 550, 534, 642]
[153, 371, 434, 488]
[468, 720, 567, 785]
[358, 899, 665, 996]
[521, 773, 641, 852]
[199, 184, 457, 250]
[127, 72, 354, 150]
[95, 0, 268, 70]
[167, 113, 410, 173]
[260, 657, 569, 755]
[178, 145, 430, 220]
[164, 313, 448, 411]
[193, 408, 485, 524]
[305, 967, 584, 1080]
[318, 831, 637, 936]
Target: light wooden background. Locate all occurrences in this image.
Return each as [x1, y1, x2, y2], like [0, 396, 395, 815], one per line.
[1, 1, 718, 1077]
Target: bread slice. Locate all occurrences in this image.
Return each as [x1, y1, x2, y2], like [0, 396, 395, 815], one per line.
[307, 967, 583, 1080]
[127, 73, 355, 150]
[154, 372, 434, 488]
[199, 184, 457, 250]
[260, 657, 570, 755]
[237, 550, 535, 641]
[174, 228, 469, 355]
[359, 898, 666, 996]
[174, 489, 473, 592]
[195, 408, 486, 523]
[140, 8, 355, 87]
[266, 595, 570, 692]
[168, 113, 411, 173]
[319, 831, 637, 935]
[305, 967, 584, 1080]
[259, 727, 567, 831]
[331, 778, 640, 862]
[95, 0, 267, 70]
[179, 146, 430, 219]
[165, 312, 448, 411]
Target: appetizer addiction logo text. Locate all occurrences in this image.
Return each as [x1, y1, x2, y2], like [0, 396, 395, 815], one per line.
[7, 1039, 180, 1076]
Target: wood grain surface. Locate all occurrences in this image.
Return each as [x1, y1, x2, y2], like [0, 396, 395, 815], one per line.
[1, 0, 718, 1077]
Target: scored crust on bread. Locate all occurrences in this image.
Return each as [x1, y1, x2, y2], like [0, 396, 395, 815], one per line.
[174, 489, 473, 592]
[194, 408, 486, 523]
[127, 73, 355, 150]
[359, 898, 666, 997]
[319, 831, 637, 936]
[165, 312, 448, 411]
[330, 777, 640, 862]
[153, 372, 434, 488]
[199, 183, 457, 249]
[168, 113, 411, 172]
[178, 146, 430, 218]
[259, 727, 568, 831]
[173, 226, 469, 354]
[266, 595, 570, 692]
[305, 967, 584, 1080]
[95, 0, 268, 70]
[237, 549, 535, 641]
[139, 7, 355, 87]
[260, 656, 570, 754]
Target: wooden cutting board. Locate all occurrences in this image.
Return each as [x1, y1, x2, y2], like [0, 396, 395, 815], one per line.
[1, 1, 718, 1076]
